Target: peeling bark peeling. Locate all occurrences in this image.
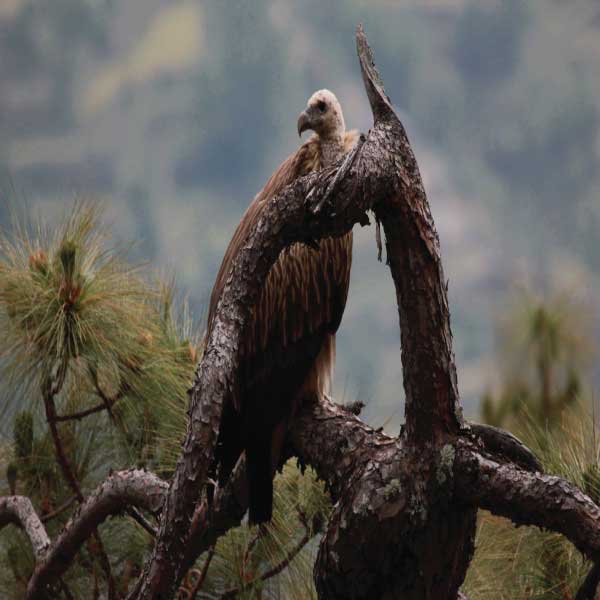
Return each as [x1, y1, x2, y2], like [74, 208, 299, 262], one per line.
[5, 26, 600, 600]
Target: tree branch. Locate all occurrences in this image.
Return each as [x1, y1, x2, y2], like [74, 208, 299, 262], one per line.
[290, 395, 395, 502]
[41, 495, 77, 523]
[132, 27, 400, 600]
[126, 506, 158, 537]
[179, 456, 249, 579]
[25, 469, 167, 600]
[454, 446, 600, 560]
[42, 375, 117, 598]
[42, 376, 85, 502]
[4, 457, 247, 599]
[220, 511, 311, 599]
[54, 368, 128, 423]
[54, 401, 116, 422]
[187, 545, 215, 600]
[0, 496, 50, 560]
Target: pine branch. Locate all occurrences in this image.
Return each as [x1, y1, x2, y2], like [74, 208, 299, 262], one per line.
[41, 373, 117, 599]
[187, 546, 215, 600]
[88, 364, 130, 421]
[42, 375, 84, 502]
[54, 367, 129, 422]
[468, 422, 543, 473]
[24, 469, 167, 599]
[5, 454, 245, 596]
[41, 495, 77, 523]
[220, 512, 311, 599]
[54, 401, 116, 422]
[126, 507, 157, 537]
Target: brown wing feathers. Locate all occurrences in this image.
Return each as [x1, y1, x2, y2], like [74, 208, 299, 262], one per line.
[209, 131, 357, 523]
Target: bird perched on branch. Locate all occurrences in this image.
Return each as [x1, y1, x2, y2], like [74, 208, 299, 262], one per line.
[208, 90, 358, 523]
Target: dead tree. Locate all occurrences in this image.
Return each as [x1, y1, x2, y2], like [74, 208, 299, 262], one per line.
[4, 26, 600, 600]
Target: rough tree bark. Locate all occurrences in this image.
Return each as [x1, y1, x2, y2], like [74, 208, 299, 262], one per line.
[127, 26, 600, 599]
[24, 469, 167, 600]
[6, 26, 600, 600]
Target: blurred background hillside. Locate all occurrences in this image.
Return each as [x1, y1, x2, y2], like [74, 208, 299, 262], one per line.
[1, 0, 599, 430]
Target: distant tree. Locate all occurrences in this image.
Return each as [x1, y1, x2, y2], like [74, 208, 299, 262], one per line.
[481, 294, 591, 429]
[473, 294, 600, 599]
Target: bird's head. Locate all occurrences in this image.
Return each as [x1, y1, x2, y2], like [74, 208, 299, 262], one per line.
[297, 89, 345, 141]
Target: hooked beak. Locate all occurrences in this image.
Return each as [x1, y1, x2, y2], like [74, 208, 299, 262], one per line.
[297, 110, 312, 137]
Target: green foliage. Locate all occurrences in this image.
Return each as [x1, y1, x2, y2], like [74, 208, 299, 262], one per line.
[471, 293, 598, 599]
[0, 204, 152, 388]
[481, 293, 591, 430]
[13, 411, 33, 461]
[179, 462, 330, 600]
[0, 203, 333, 598]
[0, 203, 200, 595]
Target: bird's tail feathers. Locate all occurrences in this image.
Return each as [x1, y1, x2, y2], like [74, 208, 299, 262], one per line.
[246, 436, 274, 525]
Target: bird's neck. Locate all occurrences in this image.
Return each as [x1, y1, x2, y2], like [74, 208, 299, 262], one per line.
[319, 131, 345, 167]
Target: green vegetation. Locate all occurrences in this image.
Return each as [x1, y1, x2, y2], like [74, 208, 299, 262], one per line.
[467, 295, 598, 599]
[0, 204, 331, 598]
[481, 293, 590, 430]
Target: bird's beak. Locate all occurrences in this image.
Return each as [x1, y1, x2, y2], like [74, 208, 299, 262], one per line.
[297, 110, 311, 137]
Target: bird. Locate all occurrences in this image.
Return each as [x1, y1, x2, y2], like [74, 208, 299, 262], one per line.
[208, 89, 358, 524]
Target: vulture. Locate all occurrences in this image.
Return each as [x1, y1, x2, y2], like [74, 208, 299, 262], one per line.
[208, 89, 357, 524]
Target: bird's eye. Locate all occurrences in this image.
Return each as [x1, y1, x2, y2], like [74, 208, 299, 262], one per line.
[317, 100, 327, 113]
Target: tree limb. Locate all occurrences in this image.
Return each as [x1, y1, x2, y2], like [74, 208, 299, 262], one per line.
[0, 496, 50, 560]
[179, 455, 249, 580]
[220, 512, 311, 599]
[54, 401, 117, 422]
[187, 545, 215, 600]
[41, 495, 77, 523]
[454, 446, 600, 560]
[25, 469, 167, 600]
[356, 26, 464, 444]
[290, 395, 395, 502]
[131, 27, 399, 600]
[4, 456, 248, 599]
[42, 374, 117, 599]
[126, 506, 158, 537]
